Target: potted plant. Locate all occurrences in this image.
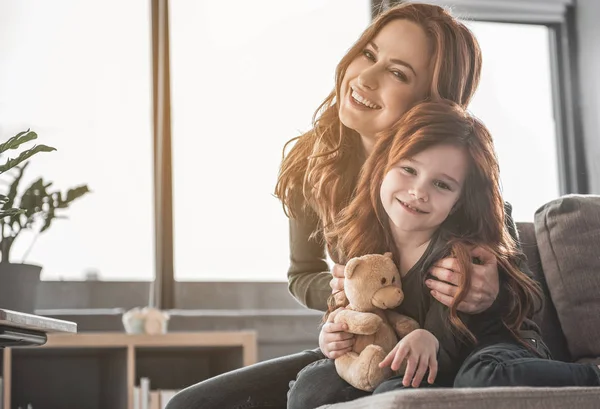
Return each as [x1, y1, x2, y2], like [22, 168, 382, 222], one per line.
[0, 129, 90, 313]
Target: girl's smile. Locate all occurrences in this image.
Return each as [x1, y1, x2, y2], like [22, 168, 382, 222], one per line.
[396, 199, 429, 214]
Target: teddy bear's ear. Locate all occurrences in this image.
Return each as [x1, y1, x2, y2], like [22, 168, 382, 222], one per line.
[384, 252, 393, 259]
[345, 258, 361, 279]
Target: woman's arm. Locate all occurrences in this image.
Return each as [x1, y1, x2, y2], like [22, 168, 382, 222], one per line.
[287, 205, 332, 312]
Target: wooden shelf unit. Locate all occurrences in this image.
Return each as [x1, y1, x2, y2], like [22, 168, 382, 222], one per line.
[2, 331, 257, 409]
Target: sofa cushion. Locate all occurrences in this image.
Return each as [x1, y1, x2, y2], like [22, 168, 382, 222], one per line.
[317, 387, 600, 409]
[534, 194, 600, 361]
[516, 222, 570, 361]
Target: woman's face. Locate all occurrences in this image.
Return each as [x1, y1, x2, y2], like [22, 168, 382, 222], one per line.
[339, 19, 432, 143]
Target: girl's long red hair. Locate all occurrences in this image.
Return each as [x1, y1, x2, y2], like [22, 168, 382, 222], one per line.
[326, 101, 542, 344]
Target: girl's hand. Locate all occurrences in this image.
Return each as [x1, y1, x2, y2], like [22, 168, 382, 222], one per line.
[329, 263, 346, 293]
[379, 329, 439, 387]
[426, 246, 499, 314]
[319, 309, 355, 359]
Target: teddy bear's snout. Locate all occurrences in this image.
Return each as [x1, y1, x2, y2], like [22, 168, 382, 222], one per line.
[371, 285, 404, 309]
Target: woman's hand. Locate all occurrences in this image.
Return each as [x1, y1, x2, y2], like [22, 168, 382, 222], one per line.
[379, 329, 439, 387]
[319, 309, 355, 359]
[329, 263, 346, 293]
[426, 246, 499, 314]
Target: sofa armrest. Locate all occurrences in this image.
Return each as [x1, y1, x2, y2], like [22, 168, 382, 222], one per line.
[317, 387, 600, 409]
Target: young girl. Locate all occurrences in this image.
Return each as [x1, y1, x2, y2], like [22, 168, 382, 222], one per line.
[287, 101, 600, 409]
[167, 4, 505, 409]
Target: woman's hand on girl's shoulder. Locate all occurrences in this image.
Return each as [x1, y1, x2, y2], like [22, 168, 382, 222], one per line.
[426, 246, 499, 314]
[379, 329, 439, 387]
[319, 307, 355, 359]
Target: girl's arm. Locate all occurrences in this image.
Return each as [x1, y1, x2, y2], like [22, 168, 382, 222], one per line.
[379, 328, 439, 387]
[287, 204, 332, 311]
[421, 301, 475, 385]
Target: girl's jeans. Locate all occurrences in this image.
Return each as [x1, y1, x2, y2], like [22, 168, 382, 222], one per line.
[454, 342, 600, 387]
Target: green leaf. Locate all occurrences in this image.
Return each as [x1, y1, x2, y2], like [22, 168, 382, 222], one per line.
[57, 185, 91, 208]
[0, 144, 56, 173]
[40, 207, 55, 233]
[19, 178, 47, 220]
[0, 129, 37, 154]
[0, 208, 25, 218]
[4, 162, 28, 210]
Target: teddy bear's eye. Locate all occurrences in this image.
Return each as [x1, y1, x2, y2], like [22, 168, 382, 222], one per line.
[381, 278, 387, 285]
[392, 277, 396, 284]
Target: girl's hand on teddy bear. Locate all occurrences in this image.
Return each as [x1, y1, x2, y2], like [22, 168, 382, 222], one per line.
[319, 316, 355, 359]
[379, 329, 439, 387]
[329, 263, 346, 293]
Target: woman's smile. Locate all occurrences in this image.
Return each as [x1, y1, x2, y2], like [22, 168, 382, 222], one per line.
[350, 87, 381, 109]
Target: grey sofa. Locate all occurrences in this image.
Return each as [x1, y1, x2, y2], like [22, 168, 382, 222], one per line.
[319, 194, 600, 409]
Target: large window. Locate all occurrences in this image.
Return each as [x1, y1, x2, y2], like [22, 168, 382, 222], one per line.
[0, 1, 575, 293]
[0, 1, 155, 280]
[465, 21, 560, 222]
[169, 0, 371, 281]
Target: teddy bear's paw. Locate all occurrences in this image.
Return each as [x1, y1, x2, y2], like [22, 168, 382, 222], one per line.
[335, 351, 359, 368]
[360, 345, 393, 390]
[362, 344, 387, 367]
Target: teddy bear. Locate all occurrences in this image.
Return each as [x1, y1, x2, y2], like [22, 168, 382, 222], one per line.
[330, 252, 420, 391]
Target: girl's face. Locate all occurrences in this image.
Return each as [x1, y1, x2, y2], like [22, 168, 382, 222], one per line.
[339, 19, 432, 143]
[380, 144, 468, 236]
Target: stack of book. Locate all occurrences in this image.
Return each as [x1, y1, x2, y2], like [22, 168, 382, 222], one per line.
[133, 377, 179, 409]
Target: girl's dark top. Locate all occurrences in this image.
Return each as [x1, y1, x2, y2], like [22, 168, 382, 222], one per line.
[287, 202, 549, 385]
